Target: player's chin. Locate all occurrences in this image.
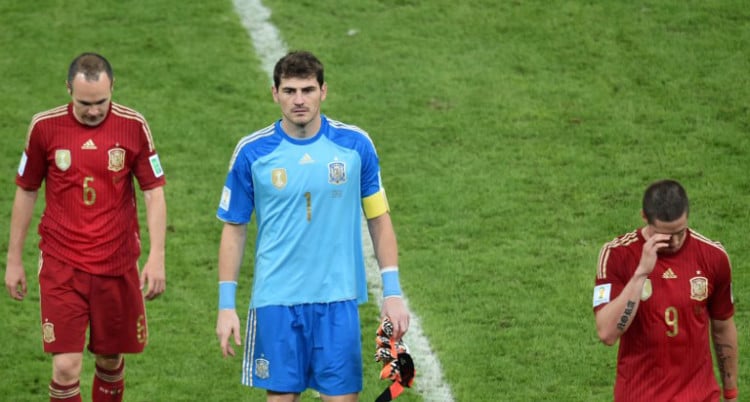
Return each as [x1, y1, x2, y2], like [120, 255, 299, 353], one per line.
[84, 117, 104, 126]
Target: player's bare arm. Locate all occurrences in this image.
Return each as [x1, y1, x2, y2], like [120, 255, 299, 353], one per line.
[141, 187, 167, 300]
[5, 188, 38, 301]
[367, 213, 410, 340]
[216, 223, 246, 357]
[712, 317, 739, 399]
[596, 233, 671, 345]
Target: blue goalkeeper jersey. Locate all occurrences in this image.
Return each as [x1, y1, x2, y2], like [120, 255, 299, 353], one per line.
[217, 115, 386, 308]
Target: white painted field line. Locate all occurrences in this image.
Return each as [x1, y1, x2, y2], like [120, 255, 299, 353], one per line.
[231, 0, 288, 83]
[231, 1, 455, 400]
[362, 226, 456, 402]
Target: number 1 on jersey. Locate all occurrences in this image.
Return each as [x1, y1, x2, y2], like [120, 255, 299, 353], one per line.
[304, 192, 311, 222]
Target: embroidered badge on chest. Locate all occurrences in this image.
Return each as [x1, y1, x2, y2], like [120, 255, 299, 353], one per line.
[55, 149, 71, 171]
[690, 276, 708, 301]
[108, 147, 126, 172]
[271, 168, 287, 190]
[328, 160, 346, 185]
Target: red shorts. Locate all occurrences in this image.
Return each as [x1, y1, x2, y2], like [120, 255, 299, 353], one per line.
[38, 253, 148, 355]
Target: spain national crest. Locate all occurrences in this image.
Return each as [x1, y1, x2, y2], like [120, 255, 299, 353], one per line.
[328, 161, 346, 185]
[55, 149, 71, 171]
[42, 321, 56, 343]
[255, 358, 270, 379]
[690, 276, 708, 301]
[108, 147, 126, 172]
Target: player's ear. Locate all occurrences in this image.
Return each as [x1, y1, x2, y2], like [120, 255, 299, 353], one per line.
[66, 80, 72, 95]
[640, 210, 648, 223]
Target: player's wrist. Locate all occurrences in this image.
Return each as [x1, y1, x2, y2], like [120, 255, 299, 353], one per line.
[723, 388, 738, 400]
[218, 281, 237, 310]
[632, 267, 651, 278]
[381, 266, 402, 298]
[6, 251, 23, 265]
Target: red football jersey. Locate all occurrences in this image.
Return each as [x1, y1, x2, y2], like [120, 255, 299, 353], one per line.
[594, 228, 734, 402]
[17, 102, 166, 276]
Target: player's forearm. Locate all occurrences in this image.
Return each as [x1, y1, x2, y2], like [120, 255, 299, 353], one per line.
[596, 273, 648, 345]
[143, 187, 167, 260]
[6, 188, 37, 264]
[218, 223, 247, 282]
[367, 213, 398, 268]
[712, 318, 739, 392]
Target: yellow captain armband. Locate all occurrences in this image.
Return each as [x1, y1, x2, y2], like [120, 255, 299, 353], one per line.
[363, 189, 390, 219]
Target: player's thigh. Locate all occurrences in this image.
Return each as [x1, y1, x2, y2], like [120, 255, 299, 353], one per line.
[39, 254, 88, 353]
[310, 300, 363, 396]
[244, 306, 307, 393]
[88, 268, 147, 355]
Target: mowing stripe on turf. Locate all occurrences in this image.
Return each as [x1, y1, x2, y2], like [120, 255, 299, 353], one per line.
[232, 1, 455, 400]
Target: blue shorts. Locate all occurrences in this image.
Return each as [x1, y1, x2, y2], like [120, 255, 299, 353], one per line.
[241, 300, 363, 395]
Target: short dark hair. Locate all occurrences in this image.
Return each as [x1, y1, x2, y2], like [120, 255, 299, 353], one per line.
[642, 179, 689, 223]
[67, 52, 113, 87]
[273, 51, 324, 88]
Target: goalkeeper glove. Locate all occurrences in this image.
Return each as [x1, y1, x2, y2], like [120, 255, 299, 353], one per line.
[374, 317, 415, 402]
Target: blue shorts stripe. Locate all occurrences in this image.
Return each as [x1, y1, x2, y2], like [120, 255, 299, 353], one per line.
[242, 308, 257, 386]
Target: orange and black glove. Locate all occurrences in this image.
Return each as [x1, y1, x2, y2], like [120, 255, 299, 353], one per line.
[374, 317, 415, 402]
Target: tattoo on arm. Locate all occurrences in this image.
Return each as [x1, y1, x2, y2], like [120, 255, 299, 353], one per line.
[714, 342, 734, 383]
[616, 301, 636, 331]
